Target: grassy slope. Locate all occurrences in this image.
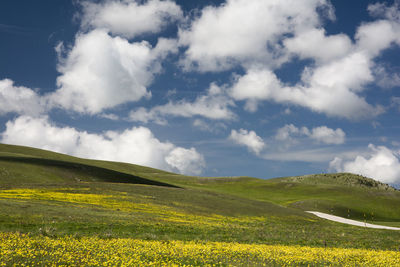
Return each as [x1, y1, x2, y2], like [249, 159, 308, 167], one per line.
[173, 174, 400, 223]
[1, 143, 400, 250]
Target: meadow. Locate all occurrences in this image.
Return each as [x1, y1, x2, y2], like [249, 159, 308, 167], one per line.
[2, 232, 400, 266]
[1, 143, 400, 266]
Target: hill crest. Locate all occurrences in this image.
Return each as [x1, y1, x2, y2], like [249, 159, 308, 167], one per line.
[277, 173, 397, 191]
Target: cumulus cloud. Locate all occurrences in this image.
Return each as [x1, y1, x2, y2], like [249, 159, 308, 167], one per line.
[229, 128, 265, 155]
[49, 0, 398, 121]
[81, 0, 183, 39]
[368, 0, 400, 21]
[0, 79, 46, 116]
[221, 1, 400, 119]
[309, 126, 346, 145]
[374, 65, 400, 89]
[230, 68, 281, 112]
[0, 116, 205, 175]
[227, 124, 347, 162]
[129, 83, 235, 124]
[284, 28, 352, 63]
[329, 144, 400, 184]
[353, 2, 400, 91]
[179, 0, 333, 71]
[355, 19, 400, 57]
[229, 53, 383, 119]
[275, 124, 309, 142]
[275, 124, 345, 145]
[50, 29, 177, 114]
[165, 147, 205, 175]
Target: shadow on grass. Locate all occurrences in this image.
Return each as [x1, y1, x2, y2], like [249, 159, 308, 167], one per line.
[0, 156, 180, 188]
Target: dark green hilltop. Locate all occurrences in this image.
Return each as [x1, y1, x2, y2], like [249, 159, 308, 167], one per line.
[0, 143, 399, 250]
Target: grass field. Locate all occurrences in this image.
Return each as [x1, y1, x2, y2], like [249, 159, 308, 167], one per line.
[1, 143, 400, 265]
[2, 232, 399, 266]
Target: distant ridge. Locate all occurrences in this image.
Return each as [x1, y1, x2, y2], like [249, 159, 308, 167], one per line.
[275, 173, 397, 191]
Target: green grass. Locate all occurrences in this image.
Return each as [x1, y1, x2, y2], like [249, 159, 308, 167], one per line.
[0, 143, 400, 251]
[180, 175, 400, 223]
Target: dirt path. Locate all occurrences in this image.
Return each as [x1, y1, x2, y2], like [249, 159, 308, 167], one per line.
[306, 211, 400, 230]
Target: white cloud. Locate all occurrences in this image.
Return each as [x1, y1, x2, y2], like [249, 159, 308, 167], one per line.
[329, 144, 400, 184]
[229, 128, 265, 155]
[0, 79, 45, 116]
[179, 0, 333, 71]
[56, 0, 398, 122]
[221, 1, 400, 119]
[165, 147, 205, 176]
[50, 29, 177, 114]
[374, 65, 400, 89]
[309, 126, 346, 145]
[230, 68, 281, 112]
[355, 2, 400, 89]
[275, 124, 309, 142]
[129, 83, 235, 124]
[229, 52, 382, 119]
[355, 19, 400, 57]
[0, 116, 205, 175]
[306, 52, 373, 92]
[355, 2, 400, 59]
[81, 0, 183, 39]
[275, 124, 345, 145]
[284, 28, 353, 63]
[368, 1, 400, 25]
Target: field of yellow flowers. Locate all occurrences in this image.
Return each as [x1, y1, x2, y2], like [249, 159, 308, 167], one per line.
[0, 232, 399, 266]
[0, 188, 264, 226]
[1, 187, 400, 266]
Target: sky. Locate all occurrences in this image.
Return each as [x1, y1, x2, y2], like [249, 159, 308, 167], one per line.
[1, 0, 400, 185]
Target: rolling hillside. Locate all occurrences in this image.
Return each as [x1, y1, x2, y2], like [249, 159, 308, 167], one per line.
[0, 143, 400, 252]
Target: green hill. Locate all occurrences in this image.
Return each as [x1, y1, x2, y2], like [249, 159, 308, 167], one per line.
[0, 143, 400, 251]
[176, 173, 400, 223]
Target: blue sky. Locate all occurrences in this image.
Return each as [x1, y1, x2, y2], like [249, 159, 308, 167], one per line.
[1, 0, 400, 185]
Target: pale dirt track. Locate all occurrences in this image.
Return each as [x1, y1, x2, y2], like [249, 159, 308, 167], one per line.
[306, 211, 400, 230]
